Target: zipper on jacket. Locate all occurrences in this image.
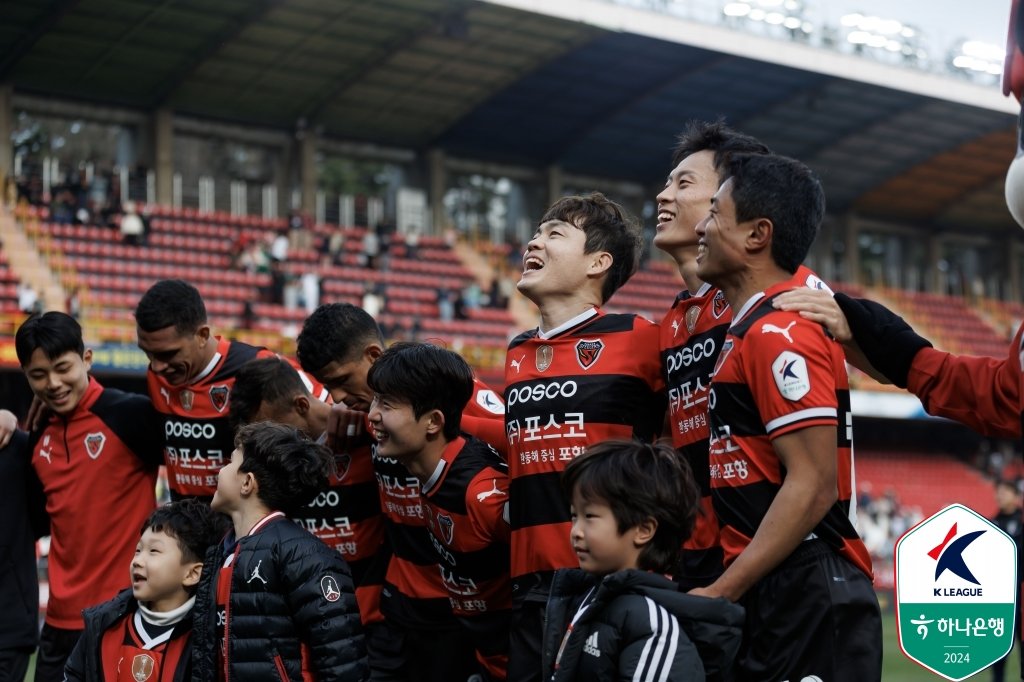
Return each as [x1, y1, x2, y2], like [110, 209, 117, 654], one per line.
[62, 416, 70, 464]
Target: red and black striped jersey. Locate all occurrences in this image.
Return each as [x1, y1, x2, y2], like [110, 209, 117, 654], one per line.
[504, 308, 665, 586]
[708, 285, 872, 580]
[32, 377, 160, 629]
[294, 435, 386, 626]
[148, 337, 327, 498]
[421, 435, 511, 680]
[659, 265, 823, 587]
[374, 380, 504, 630]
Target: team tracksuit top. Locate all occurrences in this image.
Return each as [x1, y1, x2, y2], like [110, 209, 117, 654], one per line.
[32, 376, 161, 629]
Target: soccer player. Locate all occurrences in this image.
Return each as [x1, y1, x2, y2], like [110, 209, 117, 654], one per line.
[15, 312, 163, 682]
[654, 120, 772, 590]
[691, 153, 881, 680]
[134, 279, 324, 501]
[191, 422, 368, 681]
[543, 440, 743, 681]
[228, 357, 389, 674]
[63, 499, 221, 682]
[366, 342, 511, 681]
[505, 192, 665, 682]
[297, 303, 504, 682]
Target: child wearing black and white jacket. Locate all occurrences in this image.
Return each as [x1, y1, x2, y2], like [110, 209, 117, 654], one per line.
[542, 441, 744, 682]
[190, 422, 368, 682]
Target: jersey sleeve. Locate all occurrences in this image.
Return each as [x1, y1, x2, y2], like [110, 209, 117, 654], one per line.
[463, 378, 508, 457]
[465, 467, 511, 545]
[905, 325, 1022, 439]
[744, 315, 839, 439]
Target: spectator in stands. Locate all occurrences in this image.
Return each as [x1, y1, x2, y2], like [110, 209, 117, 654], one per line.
[17, 281, 38, 314]
[361, 282, 383, 319]
[505, 192, 665, 682]
[404, 228, 420, 260]
[15, 312, 162, 682]
[689, 154, 881, 681]
[119, 201, 145, 246]
[270, 227, 289, 262]
[301, 269, 321, 315]
[361, 226, 380, 269]
[65, 286, 81, 321]
[437, 287, 454, 322]
[326, 225, 346, 266]
[266, 260, 286, 305]
[238, 240, 270, 274]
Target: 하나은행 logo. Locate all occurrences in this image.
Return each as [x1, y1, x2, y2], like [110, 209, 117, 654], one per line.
[894, 504, 1017, 681]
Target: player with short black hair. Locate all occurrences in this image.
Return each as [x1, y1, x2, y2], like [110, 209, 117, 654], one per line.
[691, 153, 881, 681]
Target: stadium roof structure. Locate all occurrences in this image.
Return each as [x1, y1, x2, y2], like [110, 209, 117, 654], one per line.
[1, 0, 1020, 231]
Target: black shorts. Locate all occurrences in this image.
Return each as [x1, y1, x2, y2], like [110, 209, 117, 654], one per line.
[737, 539, 882, 682]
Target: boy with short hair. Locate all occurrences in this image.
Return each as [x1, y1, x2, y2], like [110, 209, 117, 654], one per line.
[366, 342, 511, 681]
[15, 312, 162, 682]
[505, 192, 666, 681]
[191, 421, 368, 682]
[543, 440, 744, 681]
[63, 499, 220, 681]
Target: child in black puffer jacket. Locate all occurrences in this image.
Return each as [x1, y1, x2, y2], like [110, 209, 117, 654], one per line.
[542, 441, 744, 682]
[191, 422, 369, 682]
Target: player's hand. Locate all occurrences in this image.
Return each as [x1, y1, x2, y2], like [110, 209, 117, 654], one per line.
[325, 402, 368, 453]
[0, 409, 17, 448]
[773, 289, 852, 344]
[688, 584, 730, 601]
[25, 396, 49, 432]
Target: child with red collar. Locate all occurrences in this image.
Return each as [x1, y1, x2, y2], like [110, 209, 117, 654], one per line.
[191, 422, 368, 682]
[64, 499, 219, 682]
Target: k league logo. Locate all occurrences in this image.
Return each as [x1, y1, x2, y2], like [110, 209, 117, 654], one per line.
[894, 504, 1017, 681]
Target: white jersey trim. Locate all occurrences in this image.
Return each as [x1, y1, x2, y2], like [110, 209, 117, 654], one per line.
[765, 407, 837, 434]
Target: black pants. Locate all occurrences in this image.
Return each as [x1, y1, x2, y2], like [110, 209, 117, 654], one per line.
[508, 600, 546, 682]
[34, 624, 82, 682]
[738, 540, 883, 682]
[0, 646, 32, 682]
[366, 619, 477, 682]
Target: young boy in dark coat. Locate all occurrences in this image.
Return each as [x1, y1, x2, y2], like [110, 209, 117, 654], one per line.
[191, 422, 368, 682]
[64, 499, 220, 682]
[542, 441, 744, 681]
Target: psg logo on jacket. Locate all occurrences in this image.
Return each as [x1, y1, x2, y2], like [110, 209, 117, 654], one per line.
[437, 513, 455, 545]
[84, 432, 106, 459]
[575, 339, 604, 370]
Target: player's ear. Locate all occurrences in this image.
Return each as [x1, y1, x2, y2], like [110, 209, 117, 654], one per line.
[365, 344, 384, 363]
[587, 250, 613, 277]
[633, 517, 658, 548]
[747, 217, 773, 254]
[424, 409, 444, 436]
[195, 325, 211, 346]
[293, 394, 311, 416]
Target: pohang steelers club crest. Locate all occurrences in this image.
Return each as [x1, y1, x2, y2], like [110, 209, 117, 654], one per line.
[894, 504, 1017, 681]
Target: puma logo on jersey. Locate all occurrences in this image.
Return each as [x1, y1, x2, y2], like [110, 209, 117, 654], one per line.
[247, 559, 268, 585]
[583, 631, 600, 657]
[476, 478, 507, 502]
[671, 319, 680, 337]
[762, 321, 796, 343]
[510, 355, 525, 373]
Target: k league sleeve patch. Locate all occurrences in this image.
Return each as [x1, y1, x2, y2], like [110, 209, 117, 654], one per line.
[772, 351, 811, 401]
[475, 389, 505, 415]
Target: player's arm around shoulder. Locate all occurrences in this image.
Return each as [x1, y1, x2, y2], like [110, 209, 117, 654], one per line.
[278, 531, 369, 681]
[96, 389, 164, 469]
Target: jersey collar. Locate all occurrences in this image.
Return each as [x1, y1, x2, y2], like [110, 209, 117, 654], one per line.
[538, 307, 599, 340]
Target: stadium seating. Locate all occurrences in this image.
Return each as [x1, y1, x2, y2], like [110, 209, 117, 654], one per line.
[22, 208, 517, 357]
[856, 450, 997, 518]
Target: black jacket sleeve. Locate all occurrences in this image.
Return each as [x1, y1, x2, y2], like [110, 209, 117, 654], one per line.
[280, 535, 368, 682]
[93, 389, 164, 469]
